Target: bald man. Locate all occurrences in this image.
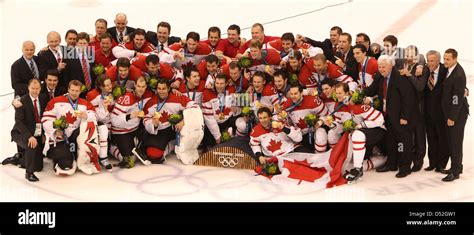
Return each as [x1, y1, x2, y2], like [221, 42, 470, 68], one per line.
[38, 31, 68, 88]
[107, 13, 136, 44]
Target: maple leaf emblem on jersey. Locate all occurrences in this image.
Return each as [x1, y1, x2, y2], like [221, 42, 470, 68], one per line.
[65, 111, 77, 124]
[159, 110, 170, 123]
[296, 118, 307, 129]
[180, 60, 195, 71]
[266, 139, 282, 153]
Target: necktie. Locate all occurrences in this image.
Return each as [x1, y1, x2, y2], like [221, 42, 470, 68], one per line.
[49, 90, 54, 100]
[33, 99, 40, 123]
[30, 61, 38, 78]
[332, 45, 337, 54]
[82, 53, 91, 89]
[118, 32, 124, 43]
[160, 43, 165, 52]
[55, 50, 61, 64]
[383, 77, 388, 100]
[427, 71, 435, 91]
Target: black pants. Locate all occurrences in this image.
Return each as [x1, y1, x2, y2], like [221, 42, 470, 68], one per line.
[203, 116, 238, 148]
[111, 127, 146, 157]
[359, 127, 386, 159]
[385, 119, 415, 173]
[47, 129, 79, 169]
[412, 111, 426, 166]
[12, 132, 43, 173]
[446, 114, 468, 175]
[425, 117, 449, 169]
[142, 126, 176, 151]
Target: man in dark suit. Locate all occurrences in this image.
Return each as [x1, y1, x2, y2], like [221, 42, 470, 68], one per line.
[424, 50, 449, 172]
[10, 78, 47, 182]
[11, 41, 42, 97]
[398, 45, 428, 172]
[364, 55, 417, 178]
[145, 21, 182, 52]
[41, 69, 67, 102]
[63, 33, 96, 96]
[106, 13, 136, 44]
[334, 32, 359, 81]
[440, 49, 469, 182]
[38, 31, 68, 89]
[297, 26, 342, 63]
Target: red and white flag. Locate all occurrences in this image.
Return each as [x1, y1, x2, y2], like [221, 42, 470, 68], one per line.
[270, 132, 353, 188]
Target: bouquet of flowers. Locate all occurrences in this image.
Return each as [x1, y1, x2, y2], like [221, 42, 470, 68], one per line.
[238, 56, 252, 69]
[168, 114, 183, 126]
[80, 85, 87, 93]
[93, 64, 105, 75]
[331, 92, 338, 101]
[289, 73, 299, 85]
[53, 116, 69, 130]
[351, 90, 365, 104]
[241, 106, 253, 117]
[373, 97, 381, 110]
[304, 113, 319, 127]
[343, 119, 357, 133]
[147, 76, 159, 90]
[112, 86, 126, 99]
[220, 131, 232, 143]
[255, 156, 280, 176]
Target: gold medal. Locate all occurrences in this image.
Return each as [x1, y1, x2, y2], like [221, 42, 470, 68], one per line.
[73, 110, 81, 117]
[106, 95, 113, 102]
[219, 113, 225, 120]
[255, 101, 262, 109]
[279, 110, 288, 119]
[154, 112, 161, 119]
[138, 111, 145, 118]
[311, 90, 318, 96]
[272, 121, 279, 129]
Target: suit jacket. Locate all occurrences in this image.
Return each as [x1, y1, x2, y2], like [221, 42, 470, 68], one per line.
[364, 69, 416, 131]
[37, 46, 69, 88]
[107, 26, 136, 43]
[11, 93, 48, 141]
[11, 56, 42, 97]
[441, 63, 469, 122]
[305, 37, 335, 63]
[63, 49, 96, 91]
[425, 63, 448, 123]
[335, 48, 359, 81]
[145, 31, 181, 47]
[40, 84, 67, 102]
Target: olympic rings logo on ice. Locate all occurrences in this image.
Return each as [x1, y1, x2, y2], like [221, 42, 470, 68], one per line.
[218, 156, 239, 168]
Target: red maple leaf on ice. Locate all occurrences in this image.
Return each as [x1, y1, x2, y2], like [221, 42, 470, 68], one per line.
[65, 111, 77, 124]
[159, 110, 170, 123]
[296, 118, 307, 129]
[266, 139, 282, 153]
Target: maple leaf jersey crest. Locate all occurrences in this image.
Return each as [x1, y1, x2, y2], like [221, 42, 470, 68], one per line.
[267, 139, 283, 153]
[296, 118, 307, 129]
[158, 110, 171, 123]
[65, 111, 77, 124]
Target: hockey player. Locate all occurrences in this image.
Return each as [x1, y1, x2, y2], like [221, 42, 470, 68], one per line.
[42, 80, 96, 174]
[333, 82, 386, 182]
[112, 28, 156, 59]
[105, 57, 143, 90]
[164, 31, 212, 69]
[280, 83, 329, 153]
[321, 79, 337, 113]
[142, 79, 199, 163]
[177, 66, 206, 106]
[202, 74, 237, 146]
[235, 71, 278, 136]
[131, 54, 178, 81]
[353, 44, 378, 88]
[110, 76, 153, 168]
[272, 69, 291, 113]
[309, 54, 358, 92]
[247, 40, 281, 73]
[250, 107, 302, 164]
[199, 54, 224, 88]
[222, 61, 250, 93]
[86, 75, 114, 172]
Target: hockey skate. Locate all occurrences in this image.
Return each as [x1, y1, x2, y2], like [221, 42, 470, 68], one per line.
[100, 158, 113, 172]
[344, 167, 363, 184]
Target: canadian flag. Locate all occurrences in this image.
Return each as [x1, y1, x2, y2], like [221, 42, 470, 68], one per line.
[270, 132, 353, 187]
